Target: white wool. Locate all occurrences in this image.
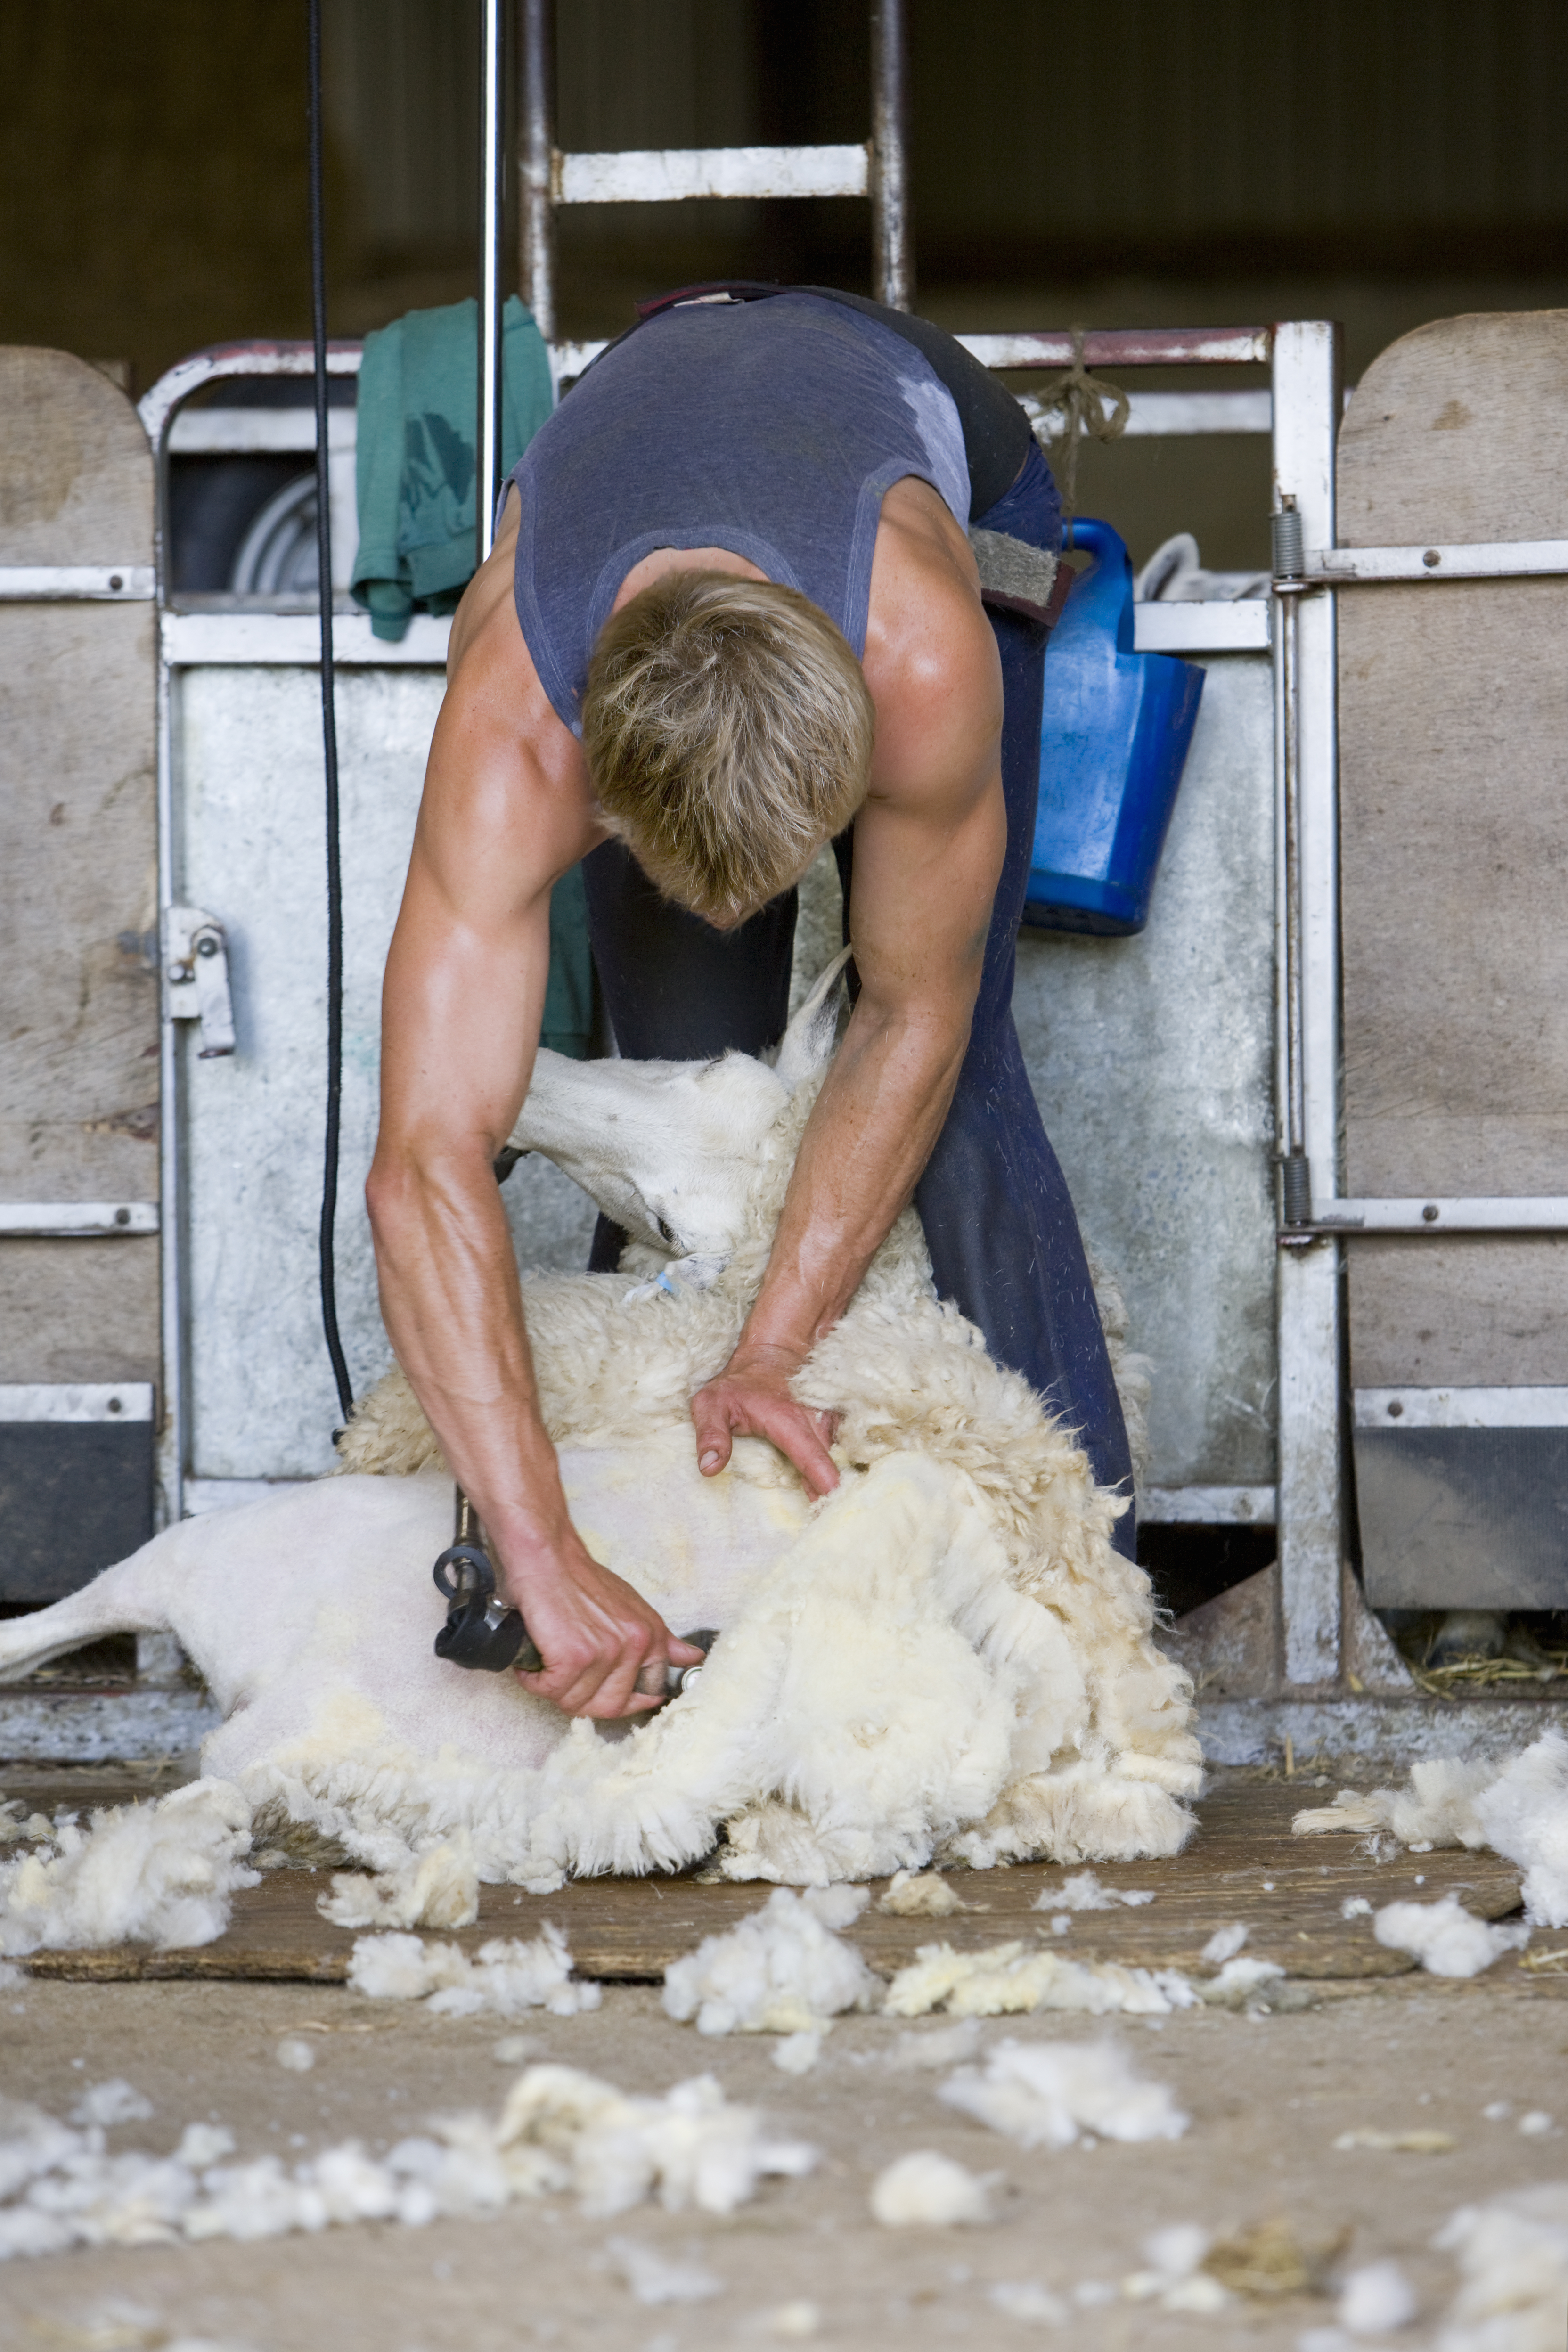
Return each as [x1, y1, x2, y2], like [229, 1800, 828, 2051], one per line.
[496, 2064, 817, 2217]
[1519, 2111, 1553, 2137]
[1338, 2258, 1418, 2335]
[1200, 1956, 1286, 2009]
[661, 1888, 879, 2034]
[0, 2065, 813, 2264]
[752, 2300, 822, 2338]
[772, 2030, 825, 2075]
[604, 2233, 722, 2304]
[71, 2080, 154, 2128]
[346, 1925, 600, 2017]
[1033, 1870, 1154, 1911]
[318, 1842, 479, 1931]
[1200, 1922, 1248, 1964]
[493, 2034, 539, 2066]
[879, 1870, 963, 1917]
[989, 2279, 1069, 2323]
[0, 1781, 257, 1957]
[1342, 1896, 1373, 1919]
[275, 2038, 315, 2073]
[1122, 2224, 1229, 2313]
[1373, 1895, 1529, 1979]
[869, 2150, 992, 2228]
[1291, 1740, 1568, 1903]
[882, 1937, 1197, 2019]
[937, 2037, 1188, 2149]
[888, 2018, 983, 2070]
[1472, 1733, 1568, 1927]
[1430, 2184, 1568, 2352]
[1132, 2221, 1211, 2282]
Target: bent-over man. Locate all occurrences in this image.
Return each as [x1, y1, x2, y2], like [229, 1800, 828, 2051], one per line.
[368, 286, 1134, 1726]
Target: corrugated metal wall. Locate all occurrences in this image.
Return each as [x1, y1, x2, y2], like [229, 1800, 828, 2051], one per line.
[912, 0, 1567, 255]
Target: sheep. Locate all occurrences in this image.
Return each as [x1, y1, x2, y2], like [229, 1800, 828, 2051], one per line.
[0, 957, 1199, 1907]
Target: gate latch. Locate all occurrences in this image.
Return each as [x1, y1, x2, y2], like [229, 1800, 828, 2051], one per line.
[164, 905, 237, 1058]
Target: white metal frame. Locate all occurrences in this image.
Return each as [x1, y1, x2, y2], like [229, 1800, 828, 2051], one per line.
[137, 321, 1284, 1550]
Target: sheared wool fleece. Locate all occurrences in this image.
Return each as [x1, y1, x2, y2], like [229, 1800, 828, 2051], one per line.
[328, 1065, 1198, 1884]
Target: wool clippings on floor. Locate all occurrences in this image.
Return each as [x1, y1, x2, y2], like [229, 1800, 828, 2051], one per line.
[0, 2060, 818, 2262]
[1293, 1730, 1568, 1928]
[346, 1923, 602, 2016]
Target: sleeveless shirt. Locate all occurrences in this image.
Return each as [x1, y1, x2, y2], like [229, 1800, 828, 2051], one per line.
[510, 290, 971, 737]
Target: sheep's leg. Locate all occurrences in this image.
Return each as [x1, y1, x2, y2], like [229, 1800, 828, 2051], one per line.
[0, 1545, 171, 1683]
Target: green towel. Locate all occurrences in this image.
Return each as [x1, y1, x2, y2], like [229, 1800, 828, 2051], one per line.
[351, 294, 553, 640]
[542, 863, 594, 1061]
[354, 295, 592, 1060]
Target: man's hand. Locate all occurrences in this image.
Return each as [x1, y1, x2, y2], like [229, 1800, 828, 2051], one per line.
[691, 1344, 840, 1498]
[507, 1529, 707, 1719]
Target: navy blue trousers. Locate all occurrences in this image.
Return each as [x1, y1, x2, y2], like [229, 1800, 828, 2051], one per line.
[581, 447, 1135, 1551]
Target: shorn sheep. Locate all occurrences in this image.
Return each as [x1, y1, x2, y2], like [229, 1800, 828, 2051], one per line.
[0, 958, 1200, 1907]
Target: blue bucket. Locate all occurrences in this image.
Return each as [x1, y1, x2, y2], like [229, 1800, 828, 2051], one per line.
[1023, 516, 1204, 937]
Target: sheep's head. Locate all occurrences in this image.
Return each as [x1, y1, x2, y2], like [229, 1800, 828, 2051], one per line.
[508, 950, 848, 1266]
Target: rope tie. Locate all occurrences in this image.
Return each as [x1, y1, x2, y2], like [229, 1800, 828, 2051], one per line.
[1023, 327, 1130, 548]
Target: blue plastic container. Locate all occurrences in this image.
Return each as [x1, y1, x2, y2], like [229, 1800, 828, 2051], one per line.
[1023, 516, 1205, 936]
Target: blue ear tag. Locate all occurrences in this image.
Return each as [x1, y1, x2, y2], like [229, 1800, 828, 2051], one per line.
[1025, 517, 1205, 937]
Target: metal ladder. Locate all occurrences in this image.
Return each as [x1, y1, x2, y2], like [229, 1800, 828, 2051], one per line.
[475, 0, 910, 554]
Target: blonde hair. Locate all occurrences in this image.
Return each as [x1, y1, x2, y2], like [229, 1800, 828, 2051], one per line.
[582, 571, 875, 921]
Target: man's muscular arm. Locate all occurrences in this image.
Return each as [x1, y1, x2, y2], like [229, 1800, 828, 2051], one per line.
[691, 495, 1007, 1488]
[368, 546, 702, 1718]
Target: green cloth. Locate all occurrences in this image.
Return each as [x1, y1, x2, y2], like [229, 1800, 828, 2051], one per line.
[542, 863, 594, 1061]
[351, 294, 553, 641]
[353, 295, 591, 1060]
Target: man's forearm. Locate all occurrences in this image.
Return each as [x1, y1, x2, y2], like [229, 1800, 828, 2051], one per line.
[737, 990, 971, 1364]
[367, 1146, 576, 1580]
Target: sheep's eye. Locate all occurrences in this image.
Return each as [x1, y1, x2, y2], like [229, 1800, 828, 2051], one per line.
[655, 1216, 676, 1246]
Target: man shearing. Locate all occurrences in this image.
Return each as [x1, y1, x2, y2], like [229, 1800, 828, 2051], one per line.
[368, 286, 1133, 1727]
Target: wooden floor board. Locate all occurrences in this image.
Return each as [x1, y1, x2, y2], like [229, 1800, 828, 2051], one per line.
[17, 1779, 1524, 1986]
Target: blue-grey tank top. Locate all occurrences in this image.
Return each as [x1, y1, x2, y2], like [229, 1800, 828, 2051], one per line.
[510, 290, 971, 736]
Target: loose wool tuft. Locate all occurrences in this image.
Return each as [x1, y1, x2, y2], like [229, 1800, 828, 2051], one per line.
[346, 1925, 600, 2017]
[869, 2150, 994, 2228]
[0, 1782, 257, 1958]
[1033, 1870, 1155, 1912]
[1372, 1895, 1529, 1979]
[938, 2038, 1189, 2150]
[318, 1844, 480, 1932]
[662, 1887, 878, 2035]
[1429, 2184, 1568, 2352]
[1294, 1733, 1568, 1929]
[882, 1938, 1199, 2020]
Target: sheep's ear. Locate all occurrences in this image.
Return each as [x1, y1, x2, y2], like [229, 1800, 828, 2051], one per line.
[774, 947, 851, 1094]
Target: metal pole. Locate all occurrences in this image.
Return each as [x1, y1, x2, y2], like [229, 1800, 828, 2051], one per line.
[519, 0, 556, 349]
[870, 0, 912, 311]
[1274, 498, 1311, 1226]
[308, 0, 354, 1428]
[477, 0, 506, 565]
[1271, 320, 1344, 1690]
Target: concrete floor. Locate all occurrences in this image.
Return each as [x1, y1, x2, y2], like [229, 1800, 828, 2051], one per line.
[1, 1960, 1564, 2349]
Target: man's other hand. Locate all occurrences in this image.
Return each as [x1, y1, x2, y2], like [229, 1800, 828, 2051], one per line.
[690, 1345, 840, 1497]
[509, 1537, 705, 1719]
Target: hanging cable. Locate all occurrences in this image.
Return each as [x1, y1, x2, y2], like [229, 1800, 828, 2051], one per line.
[308, 0, 354, 1425]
